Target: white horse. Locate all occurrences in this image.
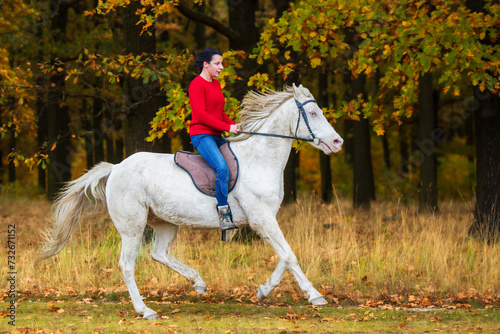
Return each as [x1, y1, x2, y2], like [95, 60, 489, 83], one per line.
[39, 84, 343, 320]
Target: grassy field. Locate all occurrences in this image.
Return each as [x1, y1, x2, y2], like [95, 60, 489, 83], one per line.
[1, 194, 499, 332]
[5, 296, 500, 333]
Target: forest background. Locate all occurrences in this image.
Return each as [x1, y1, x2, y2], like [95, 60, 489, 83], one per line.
[0, 0, 499, 242]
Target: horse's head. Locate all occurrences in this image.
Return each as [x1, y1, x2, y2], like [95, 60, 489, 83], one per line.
[292, 84, 343, 154]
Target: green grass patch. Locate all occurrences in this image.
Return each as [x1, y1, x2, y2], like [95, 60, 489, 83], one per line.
[3, 298, 499, 333]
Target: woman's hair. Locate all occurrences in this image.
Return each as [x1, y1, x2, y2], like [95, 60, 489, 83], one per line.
[193, 48, 222, 74]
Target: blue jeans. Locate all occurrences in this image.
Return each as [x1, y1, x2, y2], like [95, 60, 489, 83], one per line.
[191, 134, 229, 206]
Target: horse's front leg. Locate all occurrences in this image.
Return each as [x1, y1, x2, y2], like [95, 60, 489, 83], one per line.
[249, 209, 327, 305]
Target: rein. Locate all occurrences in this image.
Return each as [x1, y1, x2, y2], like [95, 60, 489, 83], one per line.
[237, 98, 321, 145]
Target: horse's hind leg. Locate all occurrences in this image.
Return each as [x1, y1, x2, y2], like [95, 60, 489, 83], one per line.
[118, 227, 158, 319]
[256, 259, 287, 301]
[110, 200, 158, 320]
[150, 223, 207, 294]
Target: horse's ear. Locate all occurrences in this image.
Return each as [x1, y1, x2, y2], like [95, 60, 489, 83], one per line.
[292, 83, 298, 98]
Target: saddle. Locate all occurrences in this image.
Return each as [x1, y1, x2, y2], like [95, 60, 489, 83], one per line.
[174, 142, 239, 197]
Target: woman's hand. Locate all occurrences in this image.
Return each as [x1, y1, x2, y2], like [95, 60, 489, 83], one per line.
[229, 124, 240, 134]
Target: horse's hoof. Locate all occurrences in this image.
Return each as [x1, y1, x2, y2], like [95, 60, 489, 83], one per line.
[194, 285, 208, 294]
[310, 296, 328, 306]
[256, 286, 266, 301]
[143, 309, 159, 320]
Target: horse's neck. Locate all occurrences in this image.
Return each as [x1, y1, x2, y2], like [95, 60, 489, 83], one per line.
[235, 135, 293, 171]
[234, 101, 295, 172]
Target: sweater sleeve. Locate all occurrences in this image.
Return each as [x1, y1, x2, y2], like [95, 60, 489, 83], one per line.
[222, 113, 236, 126]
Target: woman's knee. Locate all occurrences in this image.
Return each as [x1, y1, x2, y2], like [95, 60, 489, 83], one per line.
[215, 163, 229, 181]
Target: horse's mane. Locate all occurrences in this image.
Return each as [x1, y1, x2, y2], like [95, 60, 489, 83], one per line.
[228, 86, 297, 142]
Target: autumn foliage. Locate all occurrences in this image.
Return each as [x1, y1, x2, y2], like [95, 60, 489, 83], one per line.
[2, 0, 499, 160]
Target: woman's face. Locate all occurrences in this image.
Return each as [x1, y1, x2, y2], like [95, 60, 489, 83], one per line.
[204, 54, 223, 78]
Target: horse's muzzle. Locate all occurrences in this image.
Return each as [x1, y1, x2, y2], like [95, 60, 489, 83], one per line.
[321, 137, 343, 154]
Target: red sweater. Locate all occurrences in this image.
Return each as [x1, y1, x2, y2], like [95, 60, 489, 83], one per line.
[188, 75, 236, 136]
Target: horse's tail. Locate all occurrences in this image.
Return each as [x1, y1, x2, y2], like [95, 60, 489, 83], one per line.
[38, 162, 114, 260]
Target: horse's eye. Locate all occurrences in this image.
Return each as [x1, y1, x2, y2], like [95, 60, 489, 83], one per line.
[310, 111, 317, 117]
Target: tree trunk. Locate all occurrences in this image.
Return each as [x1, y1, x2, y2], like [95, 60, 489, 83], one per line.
[8, 129, 16, 183]
[180, 129, 194, 152]
[320, 153, 332, 202]
[418, 72, 438, 212]
[227, 0, 259, 50]
[381, 134, 391, 169]
[115, 136, 125, 162]
[0, 149, 3, 183]
[283, 149, 299, 204]
[122, 1, 161, 243]
[398, 123, 410, 177]
[111, 120, 125, 163]
[273, 0, 295, 17]
[318, 70, 333, 202]
[470, 88, 500, 242]
[93, 79, 105, 164]
[0, 149, 3, 184]
[343, 71, 354, 165]
[282, 65, 301, 204]
[351, 75, 375, 209]
[47, 3, 71, 200]
[343, 120, 353, 165]
[466, 0, 500, 243]
[227, 0, 260, 99]
[122, 1, 160, 156]
[35, 8, 47, 192]
[194, 2, 206, 49]
[47, 63, 72, 200]
[81, 99, 94, 170]
[36, 75, 48, 191]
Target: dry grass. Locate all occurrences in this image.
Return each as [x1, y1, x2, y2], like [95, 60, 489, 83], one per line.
[2, 194, 499, 304]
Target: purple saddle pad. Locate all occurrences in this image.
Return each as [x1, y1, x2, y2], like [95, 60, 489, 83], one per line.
[174, 142, 239, 197]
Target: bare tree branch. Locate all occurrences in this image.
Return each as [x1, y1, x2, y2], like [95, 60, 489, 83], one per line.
[174, 0, 241, 41]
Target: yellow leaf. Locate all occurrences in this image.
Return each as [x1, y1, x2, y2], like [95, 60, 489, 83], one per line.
[383, 45, 391, 56]
[310, 57, 322, 68]
[479, 82, 486, 92]
[51, 142, 57, 151]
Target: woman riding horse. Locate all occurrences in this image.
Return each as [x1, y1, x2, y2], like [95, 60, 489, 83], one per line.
[189, 48, 240, 233]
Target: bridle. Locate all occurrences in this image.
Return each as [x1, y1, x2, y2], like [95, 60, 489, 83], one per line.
[238, 97, 321, 145]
